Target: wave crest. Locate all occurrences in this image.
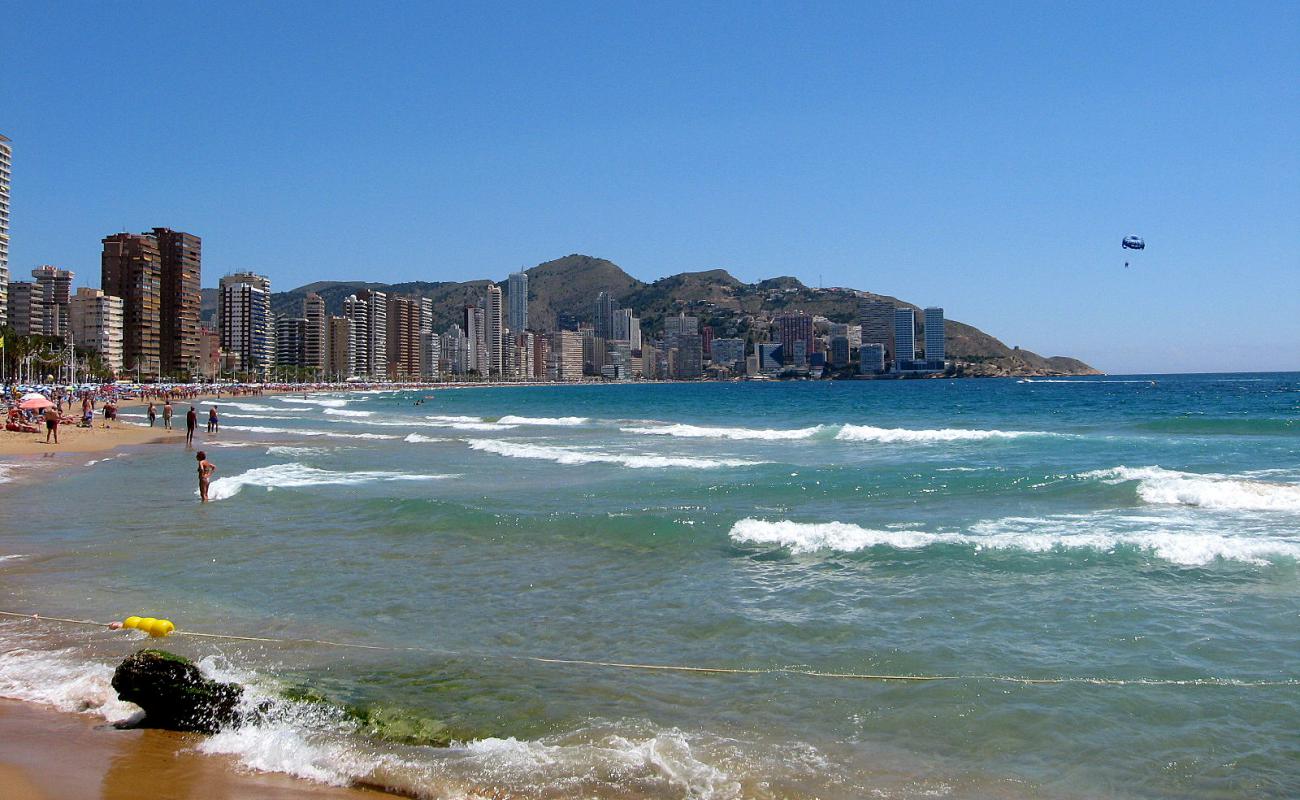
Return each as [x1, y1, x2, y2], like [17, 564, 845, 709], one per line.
[1081, 466, 1300, 511]
[467, 440, 766, 469]
[497, 415, 588, 426]
[205, 463, 454, 500]
[835, 425, 1052, 443]
[622, 423, 826, 440]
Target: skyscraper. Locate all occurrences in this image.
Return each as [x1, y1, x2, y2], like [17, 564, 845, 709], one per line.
[303, 292, 327, 377]
[386, 294, 422, 380]
[0, 134, 11, 326]
[464, 305, 488, 375]
[102, 233, 162, 378]
[594, 291, 617, 339]
[486, 283, 504, 376]
[359, 289, 387, 380]
[775, 313, 813, 366]
[218, 272, 273, 377]
[858, 298, 895, 362]
[343, 294, 370, 378]
[894, 307, 916, 367]
[924, 307, 945, 367]
[6, 281, 42, 336]
[860, 343, 885, 374]
[68, 288, 124, 374]
[153, 228, 202, 377]
[326, 316, 353, 380]
[663, 313, 698, 345]
[550, 330, 583, 381]
[275, 316, 307, 368]
[31, 265, 74, 340]
[507, 271, 528, 333]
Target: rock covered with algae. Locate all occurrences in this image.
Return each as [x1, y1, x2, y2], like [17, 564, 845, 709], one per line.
[111, 649, 246, 733]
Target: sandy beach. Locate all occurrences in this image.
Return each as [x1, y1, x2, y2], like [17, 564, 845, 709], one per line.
[0, 699, 394, 799]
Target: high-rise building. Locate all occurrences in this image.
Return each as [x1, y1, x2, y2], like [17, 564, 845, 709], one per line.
[829, 323, 862, 350]
[711, 338, 746, 371]
[894, 307, 916, 367]
[829, 336, 850, 369]
[326, 316, 353, 380]
[275, 316, 307, 368]
[550, 329, 583, 381]
[443, 324, 466, 375]
[31, 265, 74, 339]
[199, 327, 221, 381]
[68, 288, 124, 374]
[663, 313, 698, 344]
[858, 298, 895, 362]
[860, 343, 885, 374]
[0, 134, 11, 326]
[775, 313, 813, 366]
[303, 292, 327, 377]
[359, 289, 387, 380]
[486, 283, 504, 376]
[924, 307, 945, 367]
[594, 291, 617, 339]
[464, 305, 487, 375]
[758, 342, 783, 372]
[152, 228, 201, 377]
[102, 233, 162, 378]
[6, 281, 43, 336]
[343, 294, 370, 378]
[676, 333, 704, 379]
[218, 272, 273, 377]
[507, 271, 528, 333]
[532, 333, 549, 380]
[421, 330, 441, 380]
[386, 294, 422, 380]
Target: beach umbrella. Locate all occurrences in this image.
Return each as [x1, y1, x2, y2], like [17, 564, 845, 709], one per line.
[19, 397, 54, 410]
[19, 392, 48, 402]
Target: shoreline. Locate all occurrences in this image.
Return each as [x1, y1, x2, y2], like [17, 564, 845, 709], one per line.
[0, 698, 393, 799]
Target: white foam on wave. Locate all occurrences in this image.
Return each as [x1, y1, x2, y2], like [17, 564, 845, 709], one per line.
[205, 463, 455, 500]
[622, 423, 826, 441]
[0, 638, 141, 724]
[279, 397, 351, 408]
[729, 517, 1300, 566]
[468, 439, 767, 469]
[219, 402, 287, 413]
[835, 424, 1054, 443]
[425, 415, 519, 431]
[1081, 466, 1300, 512]
[220, 412, 311, 420]
[223, 424, 399, 440]
[265, 446, 330, 457]
[324, 408, 373, 418]
[0, 554, 26, 563]
[403, 433, 450, 443]
[497, 415, 589, 426]
[0, 463, 14, 484]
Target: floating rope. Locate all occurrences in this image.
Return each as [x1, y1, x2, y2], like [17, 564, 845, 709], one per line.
[1, 610, 1294, 688]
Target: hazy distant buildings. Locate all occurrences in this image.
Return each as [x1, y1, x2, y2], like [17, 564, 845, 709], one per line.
[549, 329, 583, 381]
[218, 272, 273, 377]
[594, 291, 617, 339]
[486, 283, 504, 376]
[69, 288, 123, 374]
[860, 343, 885, 374]
[829, 335, 850, 369]
[464, 305, 487, 375]
[386, 294, 422, 380]
[102, 233, 162, 379]
[0, 134, 12, 326]
[507, 271, 528, 333]
[711, 338, 746, 371]
[758, 342, 783, 372]
[924, 307, 945, 368]
[6, 281, 42, 337]
[775, 313, 813, 366]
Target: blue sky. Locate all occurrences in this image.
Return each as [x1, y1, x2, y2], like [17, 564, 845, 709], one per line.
[3, 1, 1297, 373]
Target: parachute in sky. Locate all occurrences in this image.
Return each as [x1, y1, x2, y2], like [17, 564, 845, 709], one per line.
[1121, 235, 1145, 268]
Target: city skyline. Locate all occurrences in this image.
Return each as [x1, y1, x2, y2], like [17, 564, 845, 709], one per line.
[2, 4, 1298, 374]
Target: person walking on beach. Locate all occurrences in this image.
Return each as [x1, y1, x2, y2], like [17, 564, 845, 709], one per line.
[196, 451, 216, 502]
[163, 401, 173, 430]
[207, 406, 219, 434]
[147, 402, 157, 427]
[185, 405, 197, 446]
[43, 406, 60, 445]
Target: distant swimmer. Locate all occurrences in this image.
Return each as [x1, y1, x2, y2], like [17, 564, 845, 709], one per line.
[196, 451, 216, 502]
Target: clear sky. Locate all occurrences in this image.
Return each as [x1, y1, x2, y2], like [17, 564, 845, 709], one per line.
[3, 1, 1297, 373]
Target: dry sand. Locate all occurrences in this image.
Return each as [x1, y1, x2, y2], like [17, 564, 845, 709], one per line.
[0, 699, 394, 800]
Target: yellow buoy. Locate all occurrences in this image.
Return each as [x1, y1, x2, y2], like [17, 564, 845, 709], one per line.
[149, 619, 175, 638]
[123, 616, 143, 629]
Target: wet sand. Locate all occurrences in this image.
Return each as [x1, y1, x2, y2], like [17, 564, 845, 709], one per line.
[0, 699, 393, 800]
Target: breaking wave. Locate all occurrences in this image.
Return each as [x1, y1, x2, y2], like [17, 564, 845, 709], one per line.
[280, 397, 352, 408]
[496, 415, 589, 426]
[467, 440, 766, 469]
[729, 518, 1300, 566]
[1081, 466, 1300, 511]
[834, 425, 1055, 443]
[622, 423, 826, 441]
[223, 424, 399, 440]
[323, 408, 374, 418]
[425, 415, 519, 431]
[205, 463, 454, 500]
[403, 433, 450, 443]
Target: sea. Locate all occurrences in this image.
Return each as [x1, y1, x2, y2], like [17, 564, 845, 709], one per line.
[1, 373, 1297, 799]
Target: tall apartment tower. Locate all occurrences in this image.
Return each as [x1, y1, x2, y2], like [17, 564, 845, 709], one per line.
[152, 228, 202, 377]
[101, 233, 162, 378]
[464, 305, 487, 375]
[343, 295, 370, 378]
[218, 272, 273, 376]
[858, 298, 896, 362]
[594, 291, 617, 339]
[357, 289, 387, 380]
[775, 312, 814, 366]
[386, 294, 421, 380]
[507, 271, 528, 333]
[303, 292, 327, 377]
[6, 282, 42, 336]
[31, 265, 74, 339]
[326, 315, 353, 380]
[486, 283, 504, 376]
[275, 316, 307, 368]
[894, 307, 916, 367]
[0, 134, 11, 326]
[924, 307, 945, 366]
[68, 288, 124, 374]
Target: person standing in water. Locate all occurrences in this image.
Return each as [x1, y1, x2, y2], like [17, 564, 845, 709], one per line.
[163, 400, 173, 430]
[208, 406, 219, 433]
[196, 451, 216, 502]
[185, 405, 197, 446]
[147, 402, 157, 427]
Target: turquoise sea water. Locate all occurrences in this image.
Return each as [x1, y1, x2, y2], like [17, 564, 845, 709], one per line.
[1, 374, 1297, 798]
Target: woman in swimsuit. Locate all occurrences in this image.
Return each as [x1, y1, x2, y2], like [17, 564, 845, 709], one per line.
[196, 451, 216, 502]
